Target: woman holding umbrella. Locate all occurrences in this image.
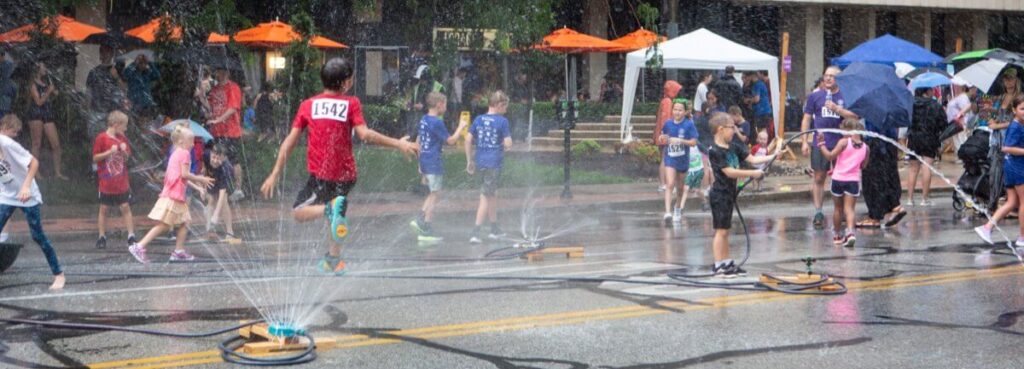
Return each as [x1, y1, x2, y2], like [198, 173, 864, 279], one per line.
[982, 69, 1023, 212]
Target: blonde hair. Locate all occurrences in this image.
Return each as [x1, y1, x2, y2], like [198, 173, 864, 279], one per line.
[727, 105, 743, 116]
[840, 118, 864, 131]
[0, 114, 22, 131]
[709, 112, 732, 133]
[488, 90, 509, 107]
[426, 91, 446, 109]
[107, 110, 129, 127]
[170, 123, 194, 144]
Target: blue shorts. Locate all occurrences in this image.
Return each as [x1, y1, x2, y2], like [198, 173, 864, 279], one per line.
[830, 180, 861, 197]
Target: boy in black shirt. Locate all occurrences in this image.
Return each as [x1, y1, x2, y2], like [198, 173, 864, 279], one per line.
[204, 144, 240, 243]
[707, 113, 775, 277]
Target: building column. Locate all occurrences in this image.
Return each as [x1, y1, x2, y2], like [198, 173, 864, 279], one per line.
[972, 13, 989, 50]
[74, 0, 108, 91]
[841, 8, 874, 54]
[805, 6, 823, 96]
[583, 0, 609, 102]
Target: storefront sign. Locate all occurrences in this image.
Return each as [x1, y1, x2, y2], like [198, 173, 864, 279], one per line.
[432, 28, 497, 51]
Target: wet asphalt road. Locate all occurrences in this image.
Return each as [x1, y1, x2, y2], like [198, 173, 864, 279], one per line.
[1, 196, 1023, 369]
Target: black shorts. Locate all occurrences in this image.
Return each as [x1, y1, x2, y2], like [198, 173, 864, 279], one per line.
[830, 180, 861, 197]
[709, 190, 735, 230]
[811, 147, 833, 172]
[211, 137, 242, 163]
[292, 176, 356, 211]
[99, 192, 132, 206]
[479, 168, 502, 196]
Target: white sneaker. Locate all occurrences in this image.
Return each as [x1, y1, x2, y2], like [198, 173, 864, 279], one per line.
[920, 199, 934, 207]
[663, 213, 672, 222]
[469, 235, 482, 244]
[229, 189, 245, 201]
[169, 250, 196, 262]
[657, 185, 666, 193]
[975, 225, 993, 245]
[128, 243, 149, 264]
[0, 232, 8, 243]
[1015, 238, 1024, 248]
[672, 207, 682, 222]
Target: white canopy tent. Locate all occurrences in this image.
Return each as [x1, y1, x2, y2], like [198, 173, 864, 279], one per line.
[619, 28, 781, 142]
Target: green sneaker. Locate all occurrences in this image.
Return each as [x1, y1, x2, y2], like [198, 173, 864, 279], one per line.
[410, 219, 426, 235]
[317, 255, 347, 276]
[417, 232, 443, 242]
[326, 196, 349, 243]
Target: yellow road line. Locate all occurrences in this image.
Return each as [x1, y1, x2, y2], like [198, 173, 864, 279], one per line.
[87, 266, 1024, 369]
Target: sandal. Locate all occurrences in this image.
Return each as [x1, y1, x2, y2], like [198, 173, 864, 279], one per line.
[855, 219, 882, 228]
[884, 207, 908, 228]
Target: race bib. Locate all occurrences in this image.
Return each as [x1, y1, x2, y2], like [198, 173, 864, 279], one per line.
[667, 144, 685, 157]
[311, 98, 350, 122]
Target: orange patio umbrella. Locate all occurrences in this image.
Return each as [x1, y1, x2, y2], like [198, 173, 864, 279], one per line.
[0, 15, 104, 43]
[233, 20, 346, 49]
[608, 28, 666, 53]
[127, 16, 231, 44]
[534, 27, 621, 54]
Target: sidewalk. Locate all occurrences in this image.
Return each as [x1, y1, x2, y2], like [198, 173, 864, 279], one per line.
[9, 154, 965, 235]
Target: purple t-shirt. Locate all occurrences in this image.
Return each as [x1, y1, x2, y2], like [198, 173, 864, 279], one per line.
[803, 89, 846, 149]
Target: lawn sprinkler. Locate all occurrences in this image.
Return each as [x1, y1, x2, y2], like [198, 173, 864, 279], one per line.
[801, 256, 817, 276]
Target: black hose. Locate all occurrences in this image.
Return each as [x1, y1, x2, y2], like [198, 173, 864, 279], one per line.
[0, 317, 263, 338]
[219, 331, 317, 366]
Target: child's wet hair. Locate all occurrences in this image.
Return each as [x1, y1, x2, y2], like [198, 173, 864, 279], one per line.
[672, 98, 691, 111]
[709, 112, 732, 133]
[106, 110, 128, 127]
[211, 144, 228, 156]
[0, 114, 21, 131]
[321, 58, 353, 90]
[170, 123, 194, 144]
[426, 91, 446, 109]
[489, 90, 509, 107]
[727, 105, 742, 116]
[840, 118, 864, 131]
[1013, 96, 1024, 111]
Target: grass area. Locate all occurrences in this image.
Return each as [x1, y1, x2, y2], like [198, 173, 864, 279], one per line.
[41, 138, 632, 204]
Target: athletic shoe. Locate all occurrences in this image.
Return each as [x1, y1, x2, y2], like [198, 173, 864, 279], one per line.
[725, 261, 748, 276]
[813, 212, 825, 229]
[127, 234, 137, 245]
[712, 263, 729, 278]
[222, 234, 243, 244]
[844, 232, 856, 248]
[0, 232, 8, 243]
[920, 199, 934, 207]
[672, 207, 682, 223]
[469, 234, 483, 244]
[1015, 238, 1024, 248]
[906, 199, 917, 207]
[317, 255, 346, 276]
[418, 232, 443, 242]
[128, 243, 149, 264]
[229, 189, 246, 202]
[96, 236, 107, 249]
[327, 196, 349, 243]
[169, 250, 196, 262]
[488, 227, 507, 240]
[832, 235, 844, 246]
[974, 225, 994, 245]
[663, 213, 672, 223]
[410, 219, 427, 235]
[657, 185, 666, 193]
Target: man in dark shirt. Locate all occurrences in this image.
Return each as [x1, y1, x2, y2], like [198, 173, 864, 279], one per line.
[87, 46, 127, 137]
[714, 65, 742, 111]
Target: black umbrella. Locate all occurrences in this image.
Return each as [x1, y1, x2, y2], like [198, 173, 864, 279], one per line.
[82, 32, 145, 49]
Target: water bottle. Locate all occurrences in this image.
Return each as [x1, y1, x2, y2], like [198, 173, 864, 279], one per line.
[825, 90, 833, 104]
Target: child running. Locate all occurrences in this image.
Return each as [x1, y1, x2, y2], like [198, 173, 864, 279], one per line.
[204, 144, 241, 243]
[410, 91, 469, 242]
[658, 99, 698, 223]
[260, 58, 418, 275]
[93, 110, 135, 249]
[707, 112, 775, 277]
[128, 124, 214, 263]
[817, 119, 869, 247]
[465, 91, 513, 243]
[975, 97, 1024, 247]
[0, 114, 64, 289]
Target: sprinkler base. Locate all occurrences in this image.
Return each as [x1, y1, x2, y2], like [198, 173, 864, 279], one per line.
[522, 245, 584, 262]
[757, 273, 843, 292]
[237, 322, 336, 354]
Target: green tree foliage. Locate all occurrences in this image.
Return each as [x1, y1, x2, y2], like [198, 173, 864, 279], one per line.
[278, 10, 323, 113]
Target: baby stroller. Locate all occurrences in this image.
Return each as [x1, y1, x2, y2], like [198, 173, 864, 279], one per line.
[953, 129, 1001, 212]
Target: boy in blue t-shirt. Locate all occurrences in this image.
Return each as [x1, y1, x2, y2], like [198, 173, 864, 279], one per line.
[464, 91, 512, 243]
[659, 100, 698, 223]
[411, 92, 468, 242]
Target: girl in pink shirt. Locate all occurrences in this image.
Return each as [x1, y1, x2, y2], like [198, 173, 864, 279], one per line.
[818, 119, 869, 247]
[128, 124, 214, 263]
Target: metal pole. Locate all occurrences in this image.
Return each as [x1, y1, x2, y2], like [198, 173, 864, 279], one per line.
[562, 54, 575, 199]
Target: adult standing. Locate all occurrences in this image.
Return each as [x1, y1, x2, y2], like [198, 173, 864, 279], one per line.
[800, 66, 859, 229]
[0, 51, 16, 118]
[693, 72, 712, 118]
[86, 45, 128, 138]
[860, 120, 904, 228]
[206, 66, 244, 200]
[946, 81, 976, 153]
[905, 87, 948, 206]
[713, 66, 742, 112]
[122, 54, 160, 123]
[26, 62, 66, 180]
[743, 71, 774, 141]
[981, 69, 1023, 212]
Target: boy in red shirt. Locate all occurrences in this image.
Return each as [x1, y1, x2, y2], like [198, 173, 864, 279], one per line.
[260, 58, 418, 275]
[92, 110, 135, 249]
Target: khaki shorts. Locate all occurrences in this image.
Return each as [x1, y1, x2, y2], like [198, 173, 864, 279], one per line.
[148, 197, 191, 226]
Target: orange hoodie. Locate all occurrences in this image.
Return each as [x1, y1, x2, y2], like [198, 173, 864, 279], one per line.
[654, 80, 682, 145]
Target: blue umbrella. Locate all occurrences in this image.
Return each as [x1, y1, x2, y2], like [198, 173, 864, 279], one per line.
[836, 62, 914, 130]
[909, 72, 952, 89]
[159, 119, 214, 142]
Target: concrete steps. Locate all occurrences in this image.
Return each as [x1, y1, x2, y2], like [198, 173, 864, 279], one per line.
[531, 115, 657, 150]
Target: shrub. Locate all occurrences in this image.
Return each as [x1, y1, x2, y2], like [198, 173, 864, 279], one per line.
[571, 139, 602, 158]
[623, 141, 661, 165]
